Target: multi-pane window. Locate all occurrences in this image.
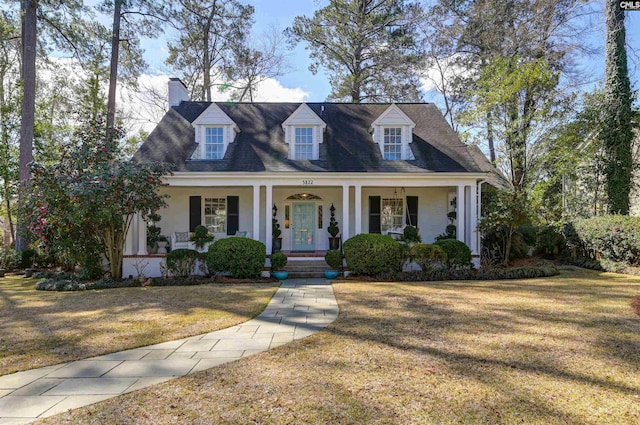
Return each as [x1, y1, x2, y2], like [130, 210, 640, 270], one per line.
[294, 127, 313, 160]
[383, 127, 402, 160]
[204, 198, 226, 233]
[205, 127, 224, 160]
[381, 198, 403, 233]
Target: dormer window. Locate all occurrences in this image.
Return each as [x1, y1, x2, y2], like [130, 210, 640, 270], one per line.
[294, 127, 314, 159]
[190, 103, 238, 161]
[372, 104, 416, 160]
[282, 103, 327, 161]
[383, 127, 402, 160]
[205, 127, 224, 159]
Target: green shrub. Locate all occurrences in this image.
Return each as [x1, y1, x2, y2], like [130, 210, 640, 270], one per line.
[435, 224, 456, 241]
[435, 239, 472, 269]
[270, 252, 288, 271]
[190, 225, 214, 249]
[18, 249, 36, 269]
[567, 215, 640, 266]
[410, 244, 447, 272]
[343, 234, 403, 276]
[165, 249, 200, 277]
[207, 237, 266, 278]
[0, 247, 18, 271]
[325, 249, 343, 270]
[536, 224, 566, 257]
[401, 225, 421, 244]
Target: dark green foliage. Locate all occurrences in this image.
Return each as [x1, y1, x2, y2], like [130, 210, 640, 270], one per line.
[18, 249, 35, 268]
[165, 248, 201, 277]
[435, 239, 472, 269]
[410, 244, 446, 272]
[603, 1, 634, 214]
[270, 252, 288, 271]
[78, 255, 104, 280]
[272, 216, 282, 239]
[207, 237, 266, 278]
[343, 234, 403, 276]
[327, 203, 339, 237]
[401, 225, 421, 244]
[536, 225, 566, 257]
[325, 249, 343, 270]
[190, 225, 214, 249]
[35, 275, 210, 291]
[565, 215, 640, 266]
[375, 265, 559, 282]
[435, 224, 456, 241]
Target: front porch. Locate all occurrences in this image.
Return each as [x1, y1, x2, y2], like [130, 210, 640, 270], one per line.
[123, 173, 482, 278]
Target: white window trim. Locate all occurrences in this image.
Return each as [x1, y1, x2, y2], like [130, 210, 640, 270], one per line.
[381, 197, 404, 234]
[203, 197, 227, 234]
[190, 103, 238, 160]
[203, 126, 225, 160]
[371, 104, 416, 160]
[281, 103, 327, 160]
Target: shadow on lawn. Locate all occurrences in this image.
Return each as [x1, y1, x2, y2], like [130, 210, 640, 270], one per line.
[0, 277, 278, 375]
[326, 274, 640, 398]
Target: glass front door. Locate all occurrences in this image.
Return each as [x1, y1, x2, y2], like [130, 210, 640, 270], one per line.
[292, 203, 316, 251]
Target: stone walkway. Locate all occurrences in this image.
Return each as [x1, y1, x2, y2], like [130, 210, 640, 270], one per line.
[0, 279, 339, 424]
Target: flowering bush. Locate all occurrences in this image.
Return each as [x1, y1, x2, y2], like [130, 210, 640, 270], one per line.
[23, 122, 173, 278]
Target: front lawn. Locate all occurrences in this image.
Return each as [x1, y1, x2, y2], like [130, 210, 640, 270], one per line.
[39, 267, 640, 425]
[0, 275, 279, 376]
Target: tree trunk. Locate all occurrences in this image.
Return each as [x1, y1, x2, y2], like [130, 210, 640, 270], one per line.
[106, 0, 122, 135]
[0, 67, 15, 246]
[16, 0, 37, 252]
[603, 0, 633, 214]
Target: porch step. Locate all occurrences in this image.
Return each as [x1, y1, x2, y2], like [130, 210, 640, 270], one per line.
[283, 259, 332, 278]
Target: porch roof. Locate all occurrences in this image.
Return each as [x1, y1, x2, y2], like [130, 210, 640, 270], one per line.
[133, 102, 491, 175]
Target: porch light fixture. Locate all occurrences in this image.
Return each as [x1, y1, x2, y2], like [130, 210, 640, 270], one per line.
[301, 193, 309, 199]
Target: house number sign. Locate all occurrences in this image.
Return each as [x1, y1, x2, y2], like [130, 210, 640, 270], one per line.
[302, 180, 314, 185]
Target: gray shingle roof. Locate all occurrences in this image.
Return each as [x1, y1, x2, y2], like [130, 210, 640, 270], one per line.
[133, 102, 492, 175]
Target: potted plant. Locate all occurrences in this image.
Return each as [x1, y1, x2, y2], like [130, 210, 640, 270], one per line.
[272, 204, 282, 253]
[327, 203, 340, 250]
[324, 249, 342, 279]
[270, 252, 288, 280]
[156, 235, 169, 254]
[190, 225, 214, 251]
[146, 213, 162, 254]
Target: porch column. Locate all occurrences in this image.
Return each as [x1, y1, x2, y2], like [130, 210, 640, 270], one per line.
[469, 184, 478, 254]
[354, 184, 362, 235]
[456, 184, 466, 245]
[265, 184, 273, 254]
[342, 184, 350, 240]
[252, 184, 260, 241]
[136, 213, 148, 255]
[124, 214, 135, 255]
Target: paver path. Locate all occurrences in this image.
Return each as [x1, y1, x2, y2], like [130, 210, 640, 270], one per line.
[0, 279, 338, 424]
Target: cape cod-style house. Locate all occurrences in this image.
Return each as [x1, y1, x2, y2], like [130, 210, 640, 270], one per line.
[122, 78, 497, 277]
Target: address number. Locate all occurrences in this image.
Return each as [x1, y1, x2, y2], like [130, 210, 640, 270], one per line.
[302, 180, 314, 185]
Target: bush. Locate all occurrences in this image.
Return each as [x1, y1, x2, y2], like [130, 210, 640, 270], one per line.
[207, 237, 266, 278]
[435, 224, 456, 241]
[566, 215, 640, 266]
[343, 234, 403, 276]
[410, 244, 447, 272]
[165, 249, 200, 277]
[370, 265, 559, 282]
[270, 252, 287, 271]
[536, 224, 566, 257]
[190, 225, 214, 250]
[0, 247, 18, 271]
[18, 249, 36, 269]
[401, 225, 421, 244]
[325, 249, 343, 270]
[435, 239, 472, 269]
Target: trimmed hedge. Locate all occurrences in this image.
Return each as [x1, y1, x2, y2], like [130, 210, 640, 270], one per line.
[207, 237, 266, 278]
[35, 276, 211, 291]
[434, 239, 472, 269]
[565, 215, 640, 266]
[165, 249, 201, 277]
[343, 234, 403, 276]
[325, 249, 343, 270]
[410, 244, 446, 272]
[370, 265, 560, 282]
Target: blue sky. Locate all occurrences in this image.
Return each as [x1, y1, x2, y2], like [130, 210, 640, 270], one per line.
[138, 0, 640, 104]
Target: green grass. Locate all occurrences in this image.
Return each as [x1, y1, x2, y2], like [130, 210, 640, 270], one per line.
[0, 275, 278, 376]
[38, 267, 640, 425]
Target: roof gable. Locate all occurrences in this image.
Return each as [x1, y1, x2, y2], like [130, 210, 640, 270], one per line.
[281, 103, 327, 128]
[372, 103, 416, 128]
[192, 103, 237, 127]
